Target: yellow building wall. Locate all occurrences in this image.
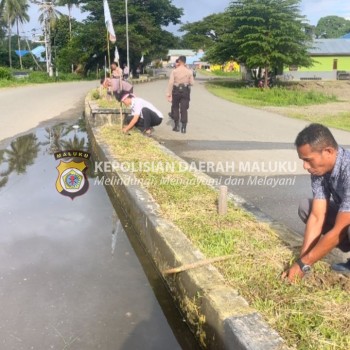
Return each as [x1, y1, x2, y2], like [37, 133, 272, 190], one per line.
[211, 61, 240, 72]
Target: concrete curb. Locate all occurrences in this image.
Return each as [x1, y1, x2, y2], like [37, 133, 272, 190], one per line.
[84, 96, 290, 350]
[131, 75, 168, 85]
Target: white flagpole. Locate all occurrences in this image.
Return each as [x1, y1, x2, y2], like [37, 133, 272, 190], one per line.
[125, 0, 130, 73]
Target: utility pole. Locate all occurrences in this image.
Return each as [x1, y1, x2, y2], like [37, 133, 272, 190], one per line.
[45, 2, 53, 76]
[125, 0, 130, 71]
[44, 15, 49, 73]
[34, 0, 53, 75]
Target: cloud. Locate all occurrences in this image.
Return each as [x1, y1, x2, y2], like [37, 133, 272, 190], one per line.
[22, 0, 350, 38]
[300, 0, 350, 25]
[173, 0, 230, 23]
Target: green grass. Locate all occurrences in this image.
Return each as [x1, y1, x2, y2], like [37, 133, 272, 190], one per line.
[287, 111, 350, 132]
[0, 70, 94, 89]
[206, 81, 337, 107]
[98, 125, 350, 350]
[88, 88, 122, 109]
[205, 80, 350, 132]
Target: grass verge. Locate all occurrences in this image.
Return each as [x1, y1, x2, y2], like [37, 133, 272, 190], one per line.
[205, 80, 350, 133]
[206, 81, 337, 107]
[97, 125, 350, 350]
[0, 71, 95, 89]
[286, 111, 350, 132]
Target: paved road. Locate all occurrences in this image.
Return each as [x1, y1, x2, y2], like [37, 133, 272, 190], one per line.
[0, 81, 99, 142]
[133, 74, 350, 261]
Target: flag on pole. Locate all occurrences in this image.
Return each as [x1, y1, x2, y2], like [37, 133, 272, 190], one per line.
[103, 0, 116, 43]
[114, 46, 119, 62]
[140, 55, 144, 63]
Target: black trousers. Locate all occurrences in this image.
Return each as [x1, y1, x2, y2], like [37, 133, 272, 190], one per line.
[125, 107, 162, 131]
[298, 198, 350, 252]
[172, 87, 190, 124]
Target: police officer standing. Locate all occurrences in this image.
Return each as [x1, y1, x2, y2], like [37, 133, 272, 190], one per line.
[167, 56, 194, 133]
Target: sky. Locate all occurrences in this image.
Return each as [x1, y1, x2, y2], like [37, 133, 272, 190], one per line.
[22, 0, 350, 39]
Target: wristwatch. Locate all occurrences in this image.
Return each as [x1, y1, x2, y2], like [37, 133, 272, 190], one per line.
[296, 258, 312, 274]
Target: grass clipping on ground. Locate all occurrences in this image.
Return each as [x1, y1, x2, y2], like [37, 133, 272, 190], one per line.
[98, 125, 350, 350]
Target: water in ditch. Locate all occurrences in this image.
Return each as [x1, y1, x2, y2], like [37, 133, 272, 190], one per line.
[0, 116, 200, 349]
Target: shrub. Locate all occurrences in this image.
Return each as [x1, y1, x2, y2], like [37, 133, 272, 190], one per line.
[91, 89, 100, 100]
[0, 67, 13, 80]
[27, 71, 53, 83]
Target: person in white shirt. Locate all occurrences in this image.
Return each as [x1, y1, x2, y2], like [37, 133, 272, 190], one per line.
[121, 94, 163, 136]
[123, 64, 129, 80]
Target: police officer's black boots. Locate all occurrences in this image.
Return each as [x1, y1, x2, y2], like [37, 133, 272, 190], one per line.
[173, 122, 180, 132]
[181, 123, 187, 134]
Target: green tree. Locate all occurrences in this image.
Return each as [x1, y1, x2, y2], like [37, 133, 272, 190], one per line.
[42, 124, 70, 154]
[0, 149, 8, 189]
[0, 3, 7, 38]
[51, 15, 71, 49]
[77, 0, 183, 73]
[56, 20, 102, 73]
[2, 133, 40, 175]
[303, 23, 316, 40]
[37, 0, 62, 26]
[179, 13, 229, 51]
[1, 0, 30, 68]
[50, 15, 77, 70]
[37, 0, 63, 72]
[1, 0, 18, 67]
[57, 0, 79, 40]
[0, 0, 29, 69]
[315, 16, 350, 38]
[13, 0, 29, 69]
[61, 134, 86, 151]
[206, 0, 312, 87]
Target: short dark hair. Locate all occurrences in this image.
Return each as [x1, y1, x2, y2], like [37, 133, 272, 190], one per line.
[178, 55, 186, 63]
[295, 123, 338, 151]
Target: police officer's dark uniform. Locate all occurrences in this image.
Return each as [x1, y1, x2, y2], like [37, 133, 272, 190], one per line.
[167, 56, 194, 133]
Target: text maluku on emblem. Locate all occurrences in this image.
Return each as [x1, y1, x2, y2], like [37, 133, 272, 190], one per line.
[54, 151, 91, 199]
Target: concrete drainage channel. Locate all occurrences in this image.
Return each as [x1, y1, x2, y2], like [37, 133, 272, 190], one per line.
[84, 95, 291, 350]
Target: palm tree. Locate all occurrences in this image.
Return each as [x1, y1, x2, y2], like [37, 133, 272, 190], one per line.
[61, 134, 86, 151]
[15, 0, 29, 69]
[57, 0, 79, 40]
[3, 133, 40, 175]
[37, 0, 62, 73]
[37, 0, 62, 26]
[1, 0, 29, 68]
[1, 0, 17, 67]
[41, 123, 70, 154]
[0, 149, 9, 189]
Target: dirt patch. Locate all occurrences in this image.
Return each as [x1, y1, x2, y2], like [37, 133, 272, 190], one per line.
[263, 80, 350, 118]
[310, 270, 350, 292]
